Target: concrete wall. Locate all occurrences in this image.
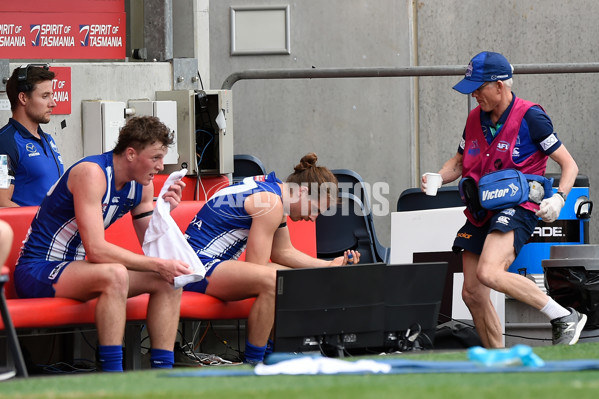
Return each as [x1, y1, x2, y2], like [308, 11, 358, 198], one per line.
[416, 0, 599, 244]
[209, 0, 416, 247]
[0, 62, 174, 168]
[208, 0, 599, 245]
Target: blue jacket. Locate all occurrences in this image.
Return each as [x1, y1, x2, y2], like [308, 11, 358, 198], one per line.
[0, 118, 64, 206]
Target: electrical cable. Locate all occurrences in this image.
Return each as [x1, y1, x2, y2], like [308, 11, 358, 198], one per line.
[438, 312, 562, 343]
[79, 330, 97, 352]
[195, 129, 214, 200]
[140, 334, 151, 351]
[38, 361, 95, 374]
[176, 328, 203, 363]
[196, 70, 205, 90]
[195, 321, 211, 350]
[418, 331, 435, 349]
[189, 321, 203, 348]
[208, 323, 242, 361]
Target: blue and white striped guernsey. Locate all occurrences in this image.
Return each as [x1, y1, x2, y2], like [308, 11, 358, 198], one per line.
[184, 172, 282, 263]
[18, 151, 143, 262]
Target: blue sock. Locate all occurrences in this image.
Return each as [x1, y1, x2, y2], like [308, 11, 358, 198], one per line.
[98, 345, 123, 372]
[244, 340, 267, 364]
[150, 348, 174, 369]
[265, 339, 275, 356]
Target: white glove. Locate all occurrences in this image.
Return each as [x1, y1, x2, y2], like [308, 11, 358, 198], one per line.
[535, 193, 565, 223]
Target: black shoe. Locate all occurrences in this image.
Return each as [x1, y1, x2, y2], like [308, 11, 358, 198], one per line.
[174, 343, 201, 367]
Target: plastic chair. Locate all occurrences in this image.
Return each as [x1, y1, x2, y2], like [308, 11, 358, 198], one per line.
[332, 169, 370, 208]
[233, 154, 267, 183]
[315, 192, 378, 263]
[332, 169, 389, 263]
[0, 266, 28, 378]
[397, 186, 463, 212]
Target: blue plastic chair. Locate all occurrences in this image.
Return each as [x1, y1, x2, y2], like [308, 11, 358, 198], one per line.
[316, 191, 378, 263]
[396, 186, 463, 212]
[233, 154, 267, 183]
[331, 169, 389, 263]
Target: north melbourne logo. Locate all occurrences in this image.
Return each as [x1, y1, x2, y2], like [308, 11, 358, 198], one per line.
[466, 61, 473, 77]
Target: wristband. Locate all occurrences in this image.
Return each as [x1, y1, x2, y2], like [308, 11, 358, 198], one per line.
[557, 191, 567, 202]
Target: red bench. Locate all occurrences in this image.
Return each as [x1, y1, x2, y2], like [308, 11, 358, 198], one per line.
[152, 174, 230, 201]
[0, 199, 316, 370]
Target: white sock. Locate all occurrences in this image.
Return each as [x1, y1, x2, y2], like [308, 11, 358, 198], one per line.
[540, 298, 570, 321]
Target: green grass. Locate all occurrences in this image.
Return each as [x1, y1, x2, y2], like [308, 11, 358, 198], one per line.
[2, 343, 599, 399]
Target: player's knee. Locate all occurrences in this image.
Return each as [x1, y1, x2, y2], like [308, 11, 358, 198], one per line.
[476, 266, 501, 291]
[102, 264, 129, 293]
[461, 286, 477, 308]
[461, 281, 489, 310]
[258, 270, 277, 297]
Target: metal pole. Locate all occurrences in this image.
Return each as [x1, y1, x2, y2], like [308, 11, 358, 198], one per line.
[221, 62, 599, 90]
[220, 61, 599, 188]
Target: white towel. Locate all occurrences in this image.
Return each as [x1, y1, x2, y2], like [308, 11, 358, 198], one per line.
[142, 169, 206, 288]
[254, 357, 391, 375]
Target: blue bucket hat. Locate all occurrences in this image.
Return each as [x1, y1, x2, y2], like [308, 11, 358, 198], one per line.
[453, 51, 513, 94]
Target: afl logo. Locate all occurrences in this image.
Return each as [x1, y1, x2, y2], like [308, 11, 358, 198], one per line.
[497, 141, 510, 152]
[26, 143, 37, 153]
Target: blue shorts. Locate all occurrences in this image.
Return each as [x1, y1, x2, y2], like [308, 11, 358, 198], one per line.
[182, 255, 223, 294]
[452, 207, 538, 256]
[14, 260, 72, 298]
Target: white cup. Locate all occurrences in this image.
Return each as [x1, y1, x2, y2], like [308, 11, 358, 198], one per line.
[424, 172, 442, 196]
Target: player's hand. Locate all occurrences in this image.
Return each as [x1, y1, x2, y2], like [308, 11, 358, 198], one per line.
[156, 259, 191, 284]
[421, 173, 431, 193]
[162, 179, 186, 210]
[330, 250, 360, 266]
[535, 193, 565, 223]
[421, 173, 443, 193]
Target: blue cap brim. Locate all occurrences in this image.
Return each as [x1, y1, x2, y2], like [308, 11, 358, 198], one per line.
[452, 78, 484, 94]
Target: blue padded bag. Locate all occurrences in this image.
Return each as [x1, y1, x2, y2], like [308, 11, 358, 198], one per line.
[478, 169, 529, 210]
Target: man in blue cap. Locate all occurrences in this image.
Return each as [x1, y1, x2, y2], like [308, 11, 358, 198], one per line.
[421, 51, 585, 347]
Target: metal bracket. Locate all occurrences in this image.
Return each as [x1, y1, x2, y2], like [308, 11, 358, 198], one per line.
[172, 58, 200, 90]
[1, 59, 9, 92]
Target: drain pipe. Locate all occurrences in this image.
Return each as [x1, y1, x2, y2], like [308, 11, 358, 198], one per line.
[410, 0, 420, 187]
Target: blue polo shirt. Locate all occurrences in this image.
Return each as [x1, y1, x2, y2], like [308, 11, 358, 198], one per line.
[0, 118, 64, 206]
